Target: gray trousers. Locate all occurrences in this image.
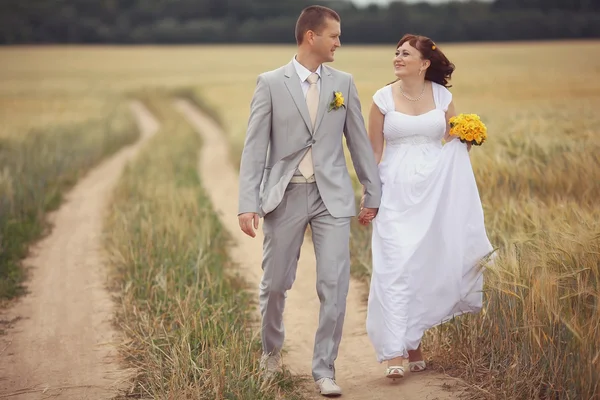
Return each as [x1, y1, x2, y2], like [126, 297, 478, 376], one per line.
[259, 182, 351, 381]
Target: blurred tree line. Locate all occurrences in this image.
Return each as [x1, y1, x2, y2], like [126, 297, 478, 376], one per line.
[1, 0, 598, 44]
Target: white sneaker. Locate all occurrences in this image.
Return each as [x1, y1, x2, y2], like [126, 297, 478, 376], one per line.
[315, 377, 342, 397]
[259, 352, 281, 378]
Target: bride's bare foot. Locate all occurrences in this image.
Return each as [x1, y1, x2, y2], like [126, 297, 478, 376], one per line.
[408, 345, 427, 372]
[408, 345, 423, 362]
[386, 356, 405, 379]
[387, 356, 404, 368]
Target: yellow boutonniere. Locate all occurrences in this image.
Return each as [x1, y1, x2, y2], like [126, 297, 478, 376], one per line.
[328, 91, 346, 112]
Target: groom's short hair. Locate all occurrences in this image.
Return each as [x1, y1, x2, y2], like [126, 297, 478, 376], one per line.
[295, 5, 340, 45]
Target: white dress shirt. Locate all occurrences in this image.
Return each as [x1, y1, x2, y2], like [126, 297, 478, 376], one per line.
[292, 56, 321, 97]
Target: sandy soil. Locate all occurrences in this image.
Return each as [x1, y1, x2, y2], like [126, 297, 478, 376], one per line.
[0, 101, 159, 399]
[175, 99, 463, 400]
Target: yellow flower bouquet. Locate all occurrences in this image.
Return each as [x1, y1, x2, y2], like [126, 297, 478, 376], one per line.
[449, 113, 488, 146]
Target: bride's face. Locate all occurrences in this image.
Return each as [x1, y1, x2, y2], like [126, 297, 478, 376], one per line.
[393, 42, 426, 79]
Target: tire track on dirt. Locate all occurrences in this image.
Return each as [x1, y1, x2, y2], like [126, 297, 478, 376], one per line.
[0, 101, 159, 400]
[175, 98, 463, 400]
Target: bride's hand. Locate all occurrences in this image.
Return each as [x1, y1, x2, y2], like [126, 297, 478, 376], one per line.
[358, 209, 369, 225]
[358, 207, 378, 226]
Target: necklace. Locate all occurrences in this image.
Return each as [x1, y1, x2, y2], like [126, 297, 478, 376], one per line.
[399, 82, 425, 102]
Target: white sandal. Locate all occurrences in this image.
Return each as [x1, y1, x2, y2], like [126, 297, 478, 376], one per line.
[408, 360, 427, 372]
[385, 365, 405, 379]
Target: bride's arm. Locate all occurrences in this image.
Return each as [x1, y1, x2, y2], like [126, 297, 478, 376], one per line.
[368, 102, 385, 164]
[444, 100, 472, 151]
[443, 100, 456, 143]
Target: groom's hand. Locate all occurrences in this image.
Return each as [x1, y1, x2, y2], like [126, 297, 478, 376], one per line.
[239, 212, 259, 238]
[358, 208, 378, 226]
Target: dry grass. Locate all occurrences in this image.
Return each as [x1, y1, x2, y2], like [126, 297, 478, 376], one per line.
[2, 41, 598, 398]
[105, 92, 307, 399]
[0, 49, 139, 299]
[181, 41, 600, 399]
[1, 46, 309, 398]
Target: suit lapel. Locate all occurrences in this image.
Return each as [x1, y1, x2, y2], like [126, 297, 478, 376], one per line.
[283, 62, 313, 134]
[314, 66, 334, 134]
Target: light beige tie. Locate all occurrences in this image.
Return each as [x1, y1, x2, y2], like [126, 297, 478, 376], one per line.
[298, 72, 319, 179]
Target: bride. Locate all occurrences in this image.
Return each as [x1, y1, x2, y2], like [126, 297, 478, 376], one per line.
[360, 34, 494, 379]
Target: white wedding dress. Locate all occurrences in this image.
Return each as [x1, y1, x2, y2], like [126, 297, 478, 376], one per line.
[366, 82, 494, 363]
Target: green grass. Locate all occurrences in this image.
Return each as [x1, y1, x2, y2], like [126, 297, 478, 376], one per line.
[0, 103, 138, 300]
[105, 92, 307, 399]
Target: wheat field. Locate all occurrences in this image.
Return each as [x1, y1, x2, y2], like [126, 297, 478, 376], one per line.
[1, 41, 599, 398]
[176, 40, 600, 399]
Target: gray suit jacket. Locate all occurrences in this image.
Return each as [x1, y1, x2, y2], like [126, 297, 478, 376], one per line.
[238, 61, 382, 218]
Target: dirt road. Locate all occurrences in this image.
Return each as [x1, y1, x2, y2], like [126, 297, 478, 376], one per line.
[0, 101, 158, 399]
[176, 99, 462, 400]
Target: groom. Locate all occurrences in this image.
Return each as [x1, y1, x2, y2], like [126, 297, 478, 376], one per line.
[237, 5, 381, 397]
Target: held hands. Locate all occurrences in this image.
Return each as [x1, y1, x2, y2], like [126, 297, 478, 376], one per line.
[358, 207, 377, 226]
[358, 187, 378, 226]
[238, 212, 259, 238]
[239, 189, 379, 234]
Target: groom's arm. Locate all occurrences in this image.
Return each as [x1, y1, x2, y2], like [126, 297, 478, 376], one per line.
[343, 75, 382, 209]
[238, 74, 272, 215]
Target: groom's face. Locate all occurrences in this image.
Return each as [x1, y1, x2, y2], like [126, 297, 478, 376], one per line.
[312, 18, 341, 63]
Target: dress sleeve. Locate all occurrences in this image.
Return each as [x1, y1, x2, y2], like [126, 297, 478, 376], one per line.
[372, 86, 390, 115]
[433, 83, 453, 112]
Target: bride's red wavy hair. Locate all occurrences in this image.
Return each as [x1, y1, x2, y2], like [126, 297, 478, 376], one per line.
[397, 34, 455, 88]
